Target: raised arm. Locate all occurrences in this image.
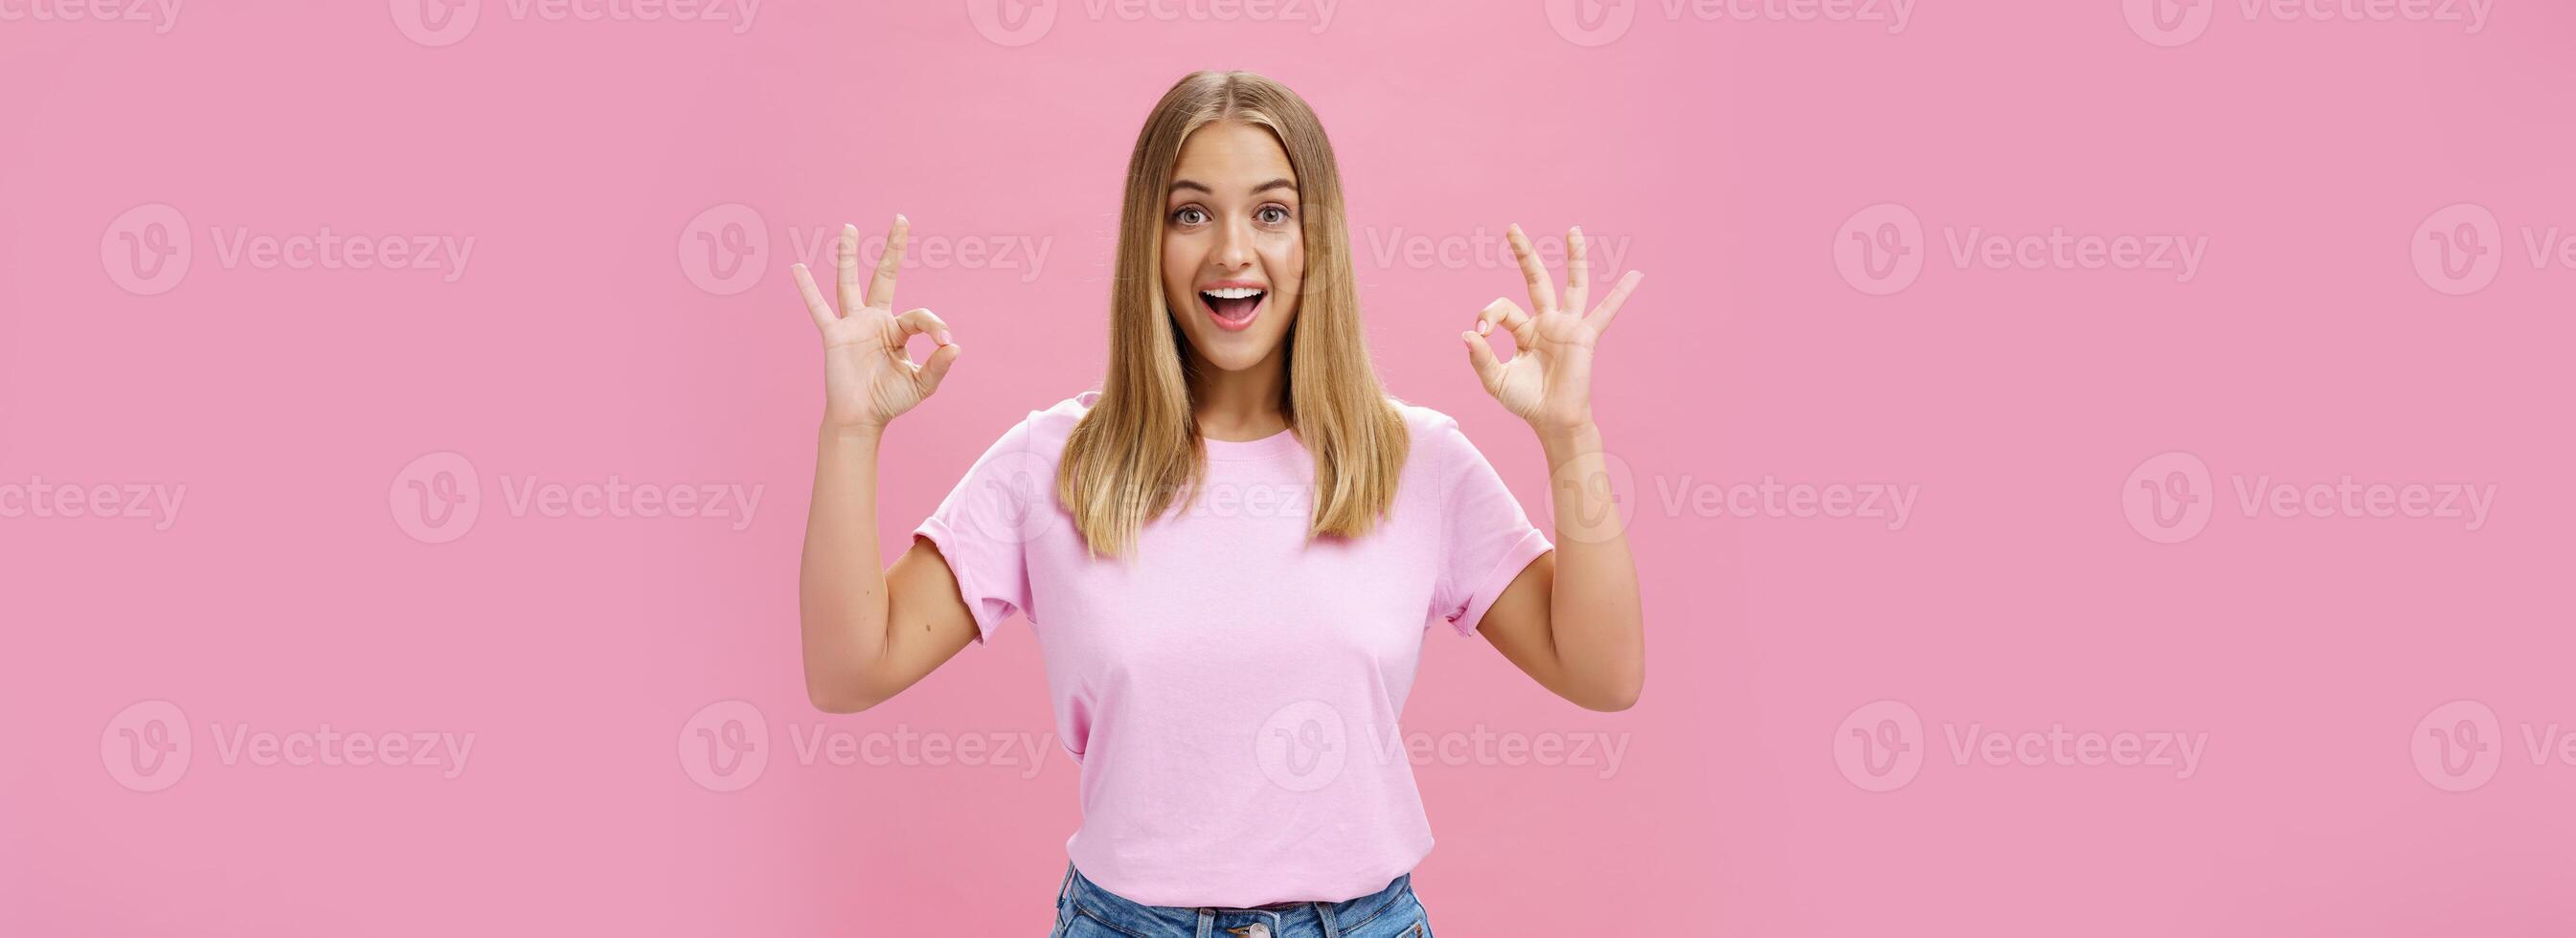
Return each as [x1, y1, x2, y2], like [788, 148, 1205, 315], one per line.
[795, 217, 983, 713]
[1460, 224, 1647, 712]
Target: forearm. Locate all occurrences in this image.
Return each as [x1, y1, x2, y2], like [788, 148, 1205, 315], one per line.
[799, 425, 891, 708]
[1538, 421, 1644, 707]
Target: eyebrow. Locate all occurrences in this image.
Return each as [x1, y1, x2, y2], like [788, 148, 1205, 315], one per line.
[1168, 178, 1299, 196]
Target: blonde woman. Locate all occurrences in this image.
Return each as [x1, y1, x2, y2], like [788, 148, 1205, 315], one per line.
[791, 70, 1645, 937]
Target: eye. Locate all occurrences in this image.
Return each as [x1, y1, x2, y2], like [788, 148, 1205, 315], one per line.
[1256, 205, 1293, 227]
[1171, 206, 1209, 227]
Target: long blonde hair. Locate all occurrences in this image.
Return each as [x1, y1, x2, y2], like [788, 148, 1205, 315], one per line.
[1057, 70, 1409, 561]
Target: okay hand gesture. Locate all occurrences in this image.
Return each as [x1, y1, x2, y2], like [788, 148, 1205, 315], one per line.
[792, 216, 960, 435]
[1463, 224, 1643, 436]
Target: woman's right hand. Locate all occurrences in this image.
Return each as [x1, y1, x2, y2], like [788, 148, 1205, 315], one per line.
[792, 215, 960, 435]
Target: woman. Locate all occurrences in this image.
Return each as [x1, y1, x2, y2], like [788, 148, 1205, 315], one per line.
[790, 70, 1645, 937]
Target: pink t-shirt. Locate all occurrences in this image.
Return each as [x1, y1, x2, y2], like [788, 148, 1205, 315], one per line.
[913, 390, 1552, 908]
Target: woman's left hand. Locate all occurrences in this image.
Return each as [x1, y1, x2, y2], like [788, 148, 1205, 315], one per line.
[1463, 224, 1643, 437]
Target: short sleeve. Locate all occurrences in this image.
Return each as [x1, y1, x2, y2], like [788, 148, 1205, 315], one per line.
[912, 414, 1049, 645]
[1429, 415, 1553, 636]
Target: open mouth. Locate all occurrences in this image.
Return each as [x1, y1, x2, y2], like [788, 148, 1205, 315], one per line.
[1199, 285, 1265, 331]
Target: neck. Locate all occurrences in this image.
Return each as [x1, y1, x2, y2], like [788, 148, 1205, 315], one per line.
[1186, 341, 1290, 442]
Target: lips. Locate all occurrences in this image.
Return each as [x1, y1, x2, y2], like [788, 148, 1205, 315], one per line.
[1199, 285, 1265, 332]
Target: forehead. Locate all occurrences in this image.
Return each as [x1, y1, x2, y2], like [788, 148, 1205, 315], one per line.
[1172, 121, 1294, 186]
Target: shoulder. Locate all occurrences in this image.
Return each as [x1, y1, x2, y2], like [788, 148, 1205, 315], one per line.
[973, 390, 1098, 463]
[1384, 394, 1469, 449]
[1380, 395, 1483, 483]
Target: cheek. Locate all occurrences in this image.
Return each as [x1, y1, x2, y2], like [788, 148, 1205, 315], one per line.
[1273, 240, 1305, 321]
[1268, 238, 1305, 289]
[1163, 241, 1196, 303]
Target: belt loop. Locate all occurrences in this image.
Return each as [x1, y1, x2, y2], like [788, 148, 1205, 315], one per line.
[1195, 909, 1214, 938]
[1316, 900, 1341, 938]
[1056, 860, 1076, 907]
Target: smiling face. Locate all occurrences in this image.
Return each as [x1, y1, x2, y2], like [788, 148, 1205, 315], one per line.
[1161, 121, 1304, 375]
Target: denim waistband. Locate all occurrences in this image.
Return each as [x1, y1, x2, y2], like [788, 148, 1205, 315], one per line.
[1054, 860, 1413, 938]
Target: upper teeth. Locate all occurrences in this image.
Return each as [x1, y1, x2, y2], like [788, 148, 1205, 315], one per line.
[1204, 286, 1263, 300]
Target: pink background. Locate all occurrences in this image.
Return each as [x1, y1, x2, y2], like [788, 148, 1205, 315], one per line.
[6, 1, 2573, 934]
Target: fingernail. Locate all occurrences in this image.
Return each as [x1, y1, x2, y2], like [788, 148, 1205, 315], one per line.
[1477, 321, 1492, 336]
[896, 213, 909, 225]
[935, 329, 953, 346]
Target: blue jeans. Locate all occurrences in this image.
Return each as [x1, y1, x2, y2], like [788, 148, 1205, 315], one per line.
[1049, 860, 1435, 938]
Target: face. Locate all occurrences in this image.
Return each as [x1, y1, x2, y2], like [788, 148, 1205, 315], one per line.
[1161, 121, 1304, 375]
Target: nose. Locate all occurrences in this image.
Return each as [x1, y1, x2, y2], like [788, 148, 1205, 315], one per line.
[1212, 216, 1256, 272]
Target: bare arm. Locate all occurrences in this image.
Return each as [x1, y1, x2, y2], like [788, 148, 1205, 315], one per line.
[1462, 224, 1648, 712]
[793, 216, 983, 713]
[1473, 421, 1644, 712]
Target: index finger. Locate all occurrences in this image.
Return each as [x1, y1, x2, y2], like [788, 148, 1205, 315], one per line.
[867, 214, 909, 310]
[1506, 224, 1558, 316]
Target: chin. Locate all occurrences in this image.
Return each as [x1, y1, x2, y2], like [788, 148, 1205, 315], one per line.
[1194, 342, 1277, 373]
